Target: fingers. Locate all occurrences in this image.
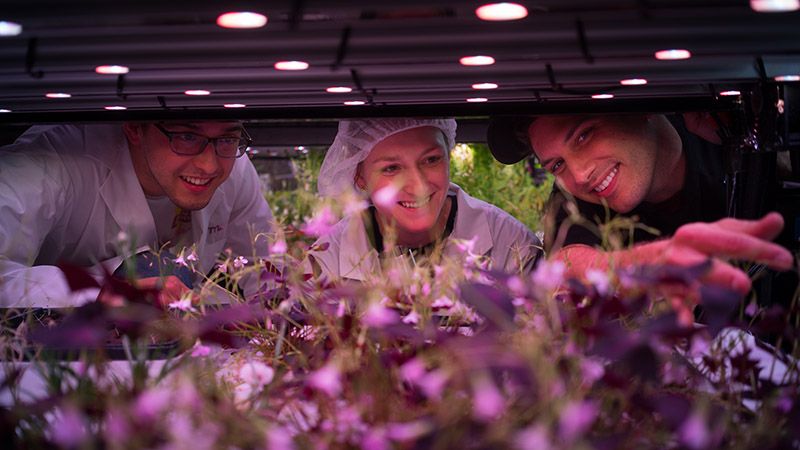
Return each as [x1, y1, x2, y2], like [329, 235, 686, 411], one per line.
[712, 212, 784, 242]
[673, 218, 793, 271]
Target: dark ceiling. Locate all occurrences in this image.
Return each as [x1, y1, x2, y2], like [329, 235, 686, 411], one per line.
[0, 0, 798, 124]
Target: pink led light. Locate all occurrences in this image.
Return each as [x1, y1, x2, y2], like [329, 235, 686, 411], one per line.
[104, 106, 127, 110]
[95, 65, 129, 75]
[719, 90, 741, 96]
[466, 97, 488, 102]
[459, 55, 495, 66]
[45, 92, 71, 99]
[654, 49, 691, 60]
[750, 0, 799, 12]
[472, 82, 498, 90]
[775, 75, 800, 81]
[184, 90, 211, 96]
[344, 100, 365, 105]
[216, 12, 268, 29]
[224, 103, 247, 108]
[620, 78, 647, 86]
[0, 109, 11, 113]
[591, 94, 614, 99]
[475, 3, 528, 21]
[326, 86, 353, 93]
[274, 60, 309, 71]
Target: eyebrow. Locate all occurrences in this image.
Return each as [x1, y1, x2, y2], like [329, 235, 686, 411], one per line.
[163, 122, 242, 133]
[370, 145, 444, 164]
[537, 117, 590, 169]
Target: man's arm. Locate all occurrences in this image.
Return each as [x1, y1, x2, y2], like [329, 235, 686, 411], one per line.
[553, 212, 793, 295]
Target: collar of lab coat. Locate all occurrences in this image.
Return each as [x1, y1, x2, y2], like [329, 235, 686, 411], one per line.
[337, 183, 493, 281]
[96, 125, 158, 249]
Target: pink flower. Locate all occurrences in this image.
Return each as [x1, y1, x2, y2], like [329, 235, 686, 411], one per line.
[399, 358, 426, 383]
[431, 296, 454, 309]
[266, 426, 296, 450]
[362, 303, 400, 328]
[174, 255, 187, 267]
[186, 250, 198, 262]
[386, 420, 433, 442]
[417, 369, 448, 401]
[402, 310, 420, 325]
[301, 205, 338, 237]
[585, 268, 611, 296]
[558, 400, 598, 443]
[372, 184, 400, 208]
[217, 263, 228, 273]
[471, 372, 506, 422]
[270, 239, 288, 255]
[233, 256, 249, 270]
[579, 357, 605, 386]
[308, 363, 342, 397]
[361, 428, 390, 450]
[190, 340, 211, 357]
[134, 388, 171, 422]
[531, 260, 565, 292]
[513, 424, 552, 450]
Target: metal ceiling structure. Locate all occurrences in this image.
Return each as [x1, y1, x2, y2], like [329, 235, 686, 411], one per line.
[0, 0, 798, 124]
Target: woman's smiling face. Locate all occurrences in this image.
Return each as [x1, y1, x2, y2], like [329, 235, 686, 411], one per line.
[355, 126, 451, 247]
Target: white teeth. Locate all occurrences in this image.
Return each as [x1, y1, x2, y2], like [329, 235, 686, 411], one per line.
[182, 176, 212, 186]
[399, 196, 431, 209]
[594, 166, 618, 193]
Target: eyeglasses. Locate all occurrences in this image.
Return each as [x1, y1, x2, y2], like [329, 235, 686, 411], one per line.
[153, 124, 252, 158]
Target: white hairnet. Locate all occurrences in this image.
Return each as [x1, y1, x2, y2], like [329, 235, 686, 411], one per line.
[317, 118, 457, 197]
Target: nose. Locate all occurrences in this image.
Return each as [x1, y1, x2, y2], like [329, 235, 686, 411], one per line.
[191, 141, 221, 173]
[569, 158, 596, 188]
[401, 167, 429, 198]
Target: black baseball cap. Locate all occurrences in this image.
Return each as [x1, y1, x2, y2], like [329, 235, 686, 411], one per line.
[486, 115, 536, 165]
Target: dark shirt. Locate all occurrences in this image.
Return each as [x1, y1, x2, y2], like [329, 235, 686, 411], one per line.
[544, 116, 727, 253]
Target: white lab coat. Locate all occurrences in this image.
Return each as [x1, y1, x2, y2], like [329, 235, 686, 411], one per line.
[0, 124, 273, 307]
[308, 183, 541, 281]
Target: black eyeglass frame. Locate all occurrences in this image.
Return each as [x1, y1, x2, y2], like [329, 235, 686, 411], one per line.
[153, 123, 253, 159]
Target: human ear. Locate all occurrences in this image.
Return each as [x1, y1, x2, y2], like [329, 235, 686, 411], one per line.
[122, 122, 144, 146]
[354, 163, 367, 191]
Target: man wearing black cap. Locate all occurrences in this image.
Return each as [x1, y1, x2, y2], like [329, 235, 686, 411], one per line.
[488, 113, 792, 314]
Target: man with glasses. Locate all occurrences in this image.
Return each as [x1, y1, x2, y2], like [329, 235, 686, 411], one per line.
[0, 121, 273, 307]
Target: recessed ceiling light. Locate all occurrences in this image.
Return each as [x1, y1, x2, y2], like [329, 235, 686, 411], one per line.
[750, 0, 799, 12]
[472, 82, 498, 90]
[0, 109, 11, 113]
[775, 75, 800, 81]
[185, 90, 211, 96]
[104, 105, 127, 110]
[216, 12, 268, 29]
[95, 65, 130, 75]
[224, 103, 247, 108]
[45, 92, 71, 99]
[466, 97, 488, 102]
[0, 21, 22, 37]
[274, 60, 309, 71]
[459, 55, 495, 66]
[326, 86, 353, 93]
[620, 78, 647, 86]
[719, 90, 741, 96]
[654, 49, 692, 60]
[591, 94, 614, 99]
[475, 3, 528, 21]
[344, 100, 365, 105]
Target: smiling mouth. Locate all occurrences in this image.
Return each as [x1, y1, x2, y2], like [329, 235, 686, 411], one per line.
[181, 175, 213, 187]
[593, 164, 619, 193]
[399, 195, 432, 209]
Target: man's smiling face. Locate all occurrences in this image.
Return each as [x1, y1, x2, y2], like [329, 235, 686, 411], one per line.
[528, 114, 663, 213]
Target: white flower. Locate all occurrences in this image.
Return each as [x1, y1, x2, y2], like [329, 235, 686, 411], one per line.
[585, 268, 611, 296]
[168, 297, 197, 313]
[240, 361, 275, 389]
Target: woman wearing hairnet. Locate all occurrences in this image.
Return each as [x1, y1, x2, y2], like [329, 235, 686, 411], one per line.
[309, 118, 541, 282]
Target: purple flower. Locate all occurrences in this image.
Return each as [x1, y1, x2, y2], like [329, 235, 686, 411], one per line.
[217, 262, 228, 273]
[471, 372, 506, 422]
[270, 239, 288, 255]
[361, 428, 390, 450]
[399, 358, 426, 383]
[103, 409, 131, 443]
[49, 406, 88, 448]
[185, 250, 198, 262]
[579, 357, 605, 386]
[174, 255, 187, 267]
[402, 310, 421, 325]
[233, 256, 249, 270]
[531, 260, 565, 292]
[417, 369, 448, 401]
[431, 296, 454, 309]
[266, 426, 296, 450]
[190, 339, 211, 357]
[558, 400, 598, 443]
[585, 268, 611, 296]
[386, 420, 433, 442]
[679, 412, 710, 449]
[308, 362, 342, 397]
[134, 388, 171, 422]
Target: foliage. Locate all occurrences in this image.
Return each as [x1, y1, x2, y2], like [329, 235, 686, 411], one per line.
[2, 222, 799, 450]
